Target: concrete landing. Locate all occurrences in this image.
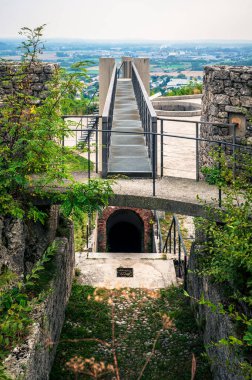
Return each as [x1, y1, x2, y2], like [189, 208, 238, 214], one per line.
[75, 252, 177, 289]
[108, 79, 152, 177]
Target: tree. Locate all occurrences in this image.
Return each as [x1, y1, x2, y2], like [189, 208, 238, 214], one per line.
[0, 25, 112, 222]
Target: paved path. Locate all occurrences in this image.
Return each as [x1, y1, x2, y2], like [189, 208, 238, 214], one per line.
[157, 116, 200, 180]
[76, 252, 177, 289]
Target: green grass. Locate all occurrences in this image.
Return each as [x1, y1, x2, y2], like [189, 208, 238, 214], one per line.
[0, 269, 18, 289]
[50, 284, 212, 380]
[63, 148, 94, 173]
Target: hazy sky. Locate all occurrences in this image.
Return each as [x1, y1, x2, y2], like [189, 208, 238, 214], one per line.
[0, 0, 252, 41]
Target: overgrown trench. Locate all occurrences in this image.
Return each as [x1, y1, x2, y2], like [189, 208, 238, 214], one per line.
[50, 283, 212, 380]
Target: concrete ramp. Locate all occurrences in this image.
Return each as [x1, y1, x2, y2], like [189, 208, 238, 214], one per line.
[75, 252, 177, 289]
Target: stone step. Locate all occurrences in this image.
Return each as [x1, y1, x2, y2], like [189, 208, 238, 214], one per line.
[110, 145, 149, 158]
[108, 157, 152, 176]
[113, 120, 142, 128]
[111, 134, 146, 145]
[77, 252, 171, 259]
[114, 114, 141, 121]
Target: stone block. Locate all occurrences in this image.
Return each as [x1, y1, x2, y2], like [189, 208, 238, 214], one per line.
[217, 112, 228, 119]
[230, 97, 241, 106]
[230, 72, 241, 82]
[212, 69, 230, 80]
[239, 87, 251, 96]
[240, 73, 252, 81]
[213, 94, 230, 105]
[224, 87, 237, 96]
[225, 105, 243, 113]
[31, 83, 43, 91]
[240, 96, 252, 107]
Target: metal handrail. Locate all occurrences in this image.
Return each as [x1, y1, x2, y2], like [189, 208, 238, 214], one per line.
[102, 64, 118, 177]
[163, 215, 188, 289]
[131, 62, 158, 193]
[132, 63, 156, 118]
[117, 61, 125, 78]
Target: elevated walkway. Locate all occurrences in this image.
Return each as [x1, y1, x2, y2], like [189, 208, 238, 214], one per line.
[108, 79, 152, 177]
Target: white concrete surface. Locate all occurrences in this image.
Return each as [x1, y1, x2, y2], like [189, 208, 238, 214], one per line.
[76, 252, 177, 289]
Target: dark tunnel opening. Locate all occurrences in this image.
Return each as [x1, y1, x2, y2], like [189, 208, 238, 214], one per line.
[106, 210, 144, 253]
[108, 222, 141, 252]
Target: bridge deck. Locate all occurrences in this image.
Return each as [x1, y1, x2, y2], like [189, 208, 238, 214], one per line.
[72, 174, 220, 217]
[108, 78, 152, 177]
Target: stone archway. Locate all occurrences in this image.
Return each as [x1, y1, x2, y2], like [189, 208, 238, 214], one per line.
[106, 209, 144, 252]
[97, 207, 153, 253]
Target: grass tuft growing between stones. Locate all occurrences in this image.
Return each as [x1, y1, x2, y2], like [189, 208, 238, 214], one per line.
[50, 283, 212, 380]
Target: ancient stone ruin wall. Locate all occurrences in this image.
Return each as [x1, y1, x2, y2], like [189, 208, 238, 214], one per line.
[200, 65, 252, 168]
[0, 62, 57, 102]
[4, 234, 75, 380]
[188, 240, 245, 380]
[97, 207, 154, 252]
[0, 205, 60, 277]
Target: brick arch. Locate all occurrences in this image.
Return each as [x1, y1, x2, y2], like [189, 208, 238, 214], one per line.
[97, 206, 153, 252]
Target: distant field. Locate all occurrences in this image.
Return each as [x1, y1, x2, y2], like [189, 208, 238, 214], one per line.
[151, 70, 203, 78]
[87, 69, 99, 75]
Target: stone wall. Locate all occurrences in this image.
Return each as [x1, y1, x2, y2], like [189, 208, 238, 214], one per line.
[0, 62, 57, 102]
[0, 205, 60, 277]
[188, 241, 245, 380]
[200, 65, 252, 168]
[97, 206, 154, 252]
[4, 231, 75, 380]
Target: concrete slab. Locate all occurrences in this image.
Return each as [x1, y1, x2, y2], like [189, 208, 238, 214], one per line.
[114, 114, 141, 121]
[113, 120, 142, 128]
[111, 134, 146, 145]
[75, 253, 177, 289]
[108, 157, 152, 174]
[110, 145, 149, 157]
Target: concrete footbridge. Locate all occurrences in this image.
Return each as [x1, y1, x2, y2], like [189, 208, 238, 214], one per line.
[110, 177, 219, 217]
[71, 174, 219, 218]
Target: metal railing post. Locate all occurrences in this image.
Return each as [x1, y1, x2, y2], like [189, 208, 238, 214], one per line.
[218, 142, 222, 208]
[232, 124, 236, 180]
[152, 131, 156, 196]
[88, 130, 91, 180]
[184, 255, 188, 291]
[174, 219, 176, 256]
[102, 116, 108, 177]
[178, 235, 181, 278]
[161, 119, 164, 177]
[95, 117, 98, 174]
[196, 122, 199, 182]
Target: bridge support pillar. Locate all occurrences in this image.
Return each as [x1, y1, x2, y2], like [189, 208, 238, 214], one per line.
[121, 57, 150, 95]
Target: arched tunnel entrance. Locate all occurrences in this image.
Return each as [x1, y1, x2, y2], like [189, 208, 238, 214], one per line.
[106, 210, 144, 253]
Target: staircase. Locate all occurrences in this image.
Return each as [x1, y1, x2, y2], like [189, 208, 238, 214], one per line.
[107, 78, 152, 177]
[77, 110, 99, 148]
